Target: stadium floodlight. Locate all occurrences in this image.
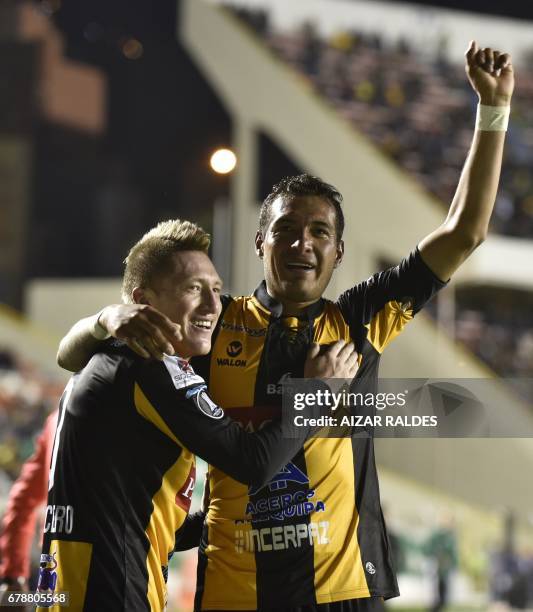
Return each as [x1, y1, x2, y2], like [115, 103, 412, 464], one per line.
[210, 148, 237, 174]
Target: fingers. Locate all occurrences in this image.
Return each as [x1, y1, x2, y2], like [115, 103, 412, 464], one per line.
[337, 340, 356, 362]
[303, 339, 360, 380]
[117, 326, 169, 359]
[140, 320, 176, 355]
[495, 52, 512, 73]
[474, 46, 491, 72]
[337, 342, 359, 379]
[323, 339, 347, 359]
[313, 340, 357, 367]
[465, 39, 478, 63]
[467, 43, 512, 76]
[145, 308, 182, 342]
[112, 304, 182, 358]
[139, 335, 167, 361]
[142, 308, 182, 352]
[126, 338, 151, 359]
[344, 347, 359, 371]
[484, 48, 493, 72]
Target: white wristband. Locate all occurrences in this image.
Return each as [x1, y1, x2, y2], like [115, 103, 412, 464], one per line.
[91, 310, 110, 340]
[475, 104, 510, 132]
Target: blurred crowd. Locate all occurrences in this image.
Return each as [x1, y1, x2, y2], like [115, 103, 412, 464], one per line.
[228, 5, 533, 379]
[454, 290, 533, 378]
[230, 5, 533, 239]
[422, 288, 533, 379]
[0, 349, 61, 499]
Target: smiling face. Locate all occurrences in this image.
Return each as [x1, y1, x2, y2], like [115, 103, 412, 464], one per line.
[255, 195, 344, 314]
[134, 250, 222, 360]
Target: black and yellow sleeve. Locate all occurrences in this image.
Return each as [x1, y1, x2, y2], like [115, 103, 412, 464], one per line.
[337, 247, 447, 353]
[132, 358, 310, 489]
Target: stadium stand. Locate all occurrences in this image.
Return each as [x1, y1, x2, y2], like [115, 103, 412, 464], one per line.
[225, 4, 533, 379]
[230, 5, 533, 240]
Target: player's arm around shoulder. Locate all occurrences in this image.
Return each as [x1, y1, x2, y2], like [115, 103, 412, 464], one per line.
[134, 343, 358, 489]
[419, 40, 514, 282]
[56, 304, 183, 372]
[133, 354, 296, 488]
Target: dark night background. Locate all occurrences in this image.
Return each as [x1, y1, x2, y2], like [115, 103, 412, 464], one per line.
[22, 0, 533, 282]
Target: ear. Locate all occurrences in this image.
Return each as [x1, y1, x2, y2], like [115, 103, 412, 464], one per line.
[255, 230, 264, 259]
[132, 287, 151, 305]
[334, 240, 344, 268]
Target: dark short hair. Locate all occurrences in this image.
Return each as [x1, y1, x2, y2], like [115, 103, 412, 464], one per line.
[258, 174, 345, 241]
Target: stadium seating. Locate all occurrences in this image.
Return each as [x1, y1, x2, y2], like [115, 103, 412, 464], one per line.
[227, 4, 533, 379]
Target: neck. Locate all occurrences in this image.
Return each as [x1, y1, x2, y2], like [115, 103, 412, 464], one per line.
[266, 287, 316, 316]
[280, 300, 315, 316]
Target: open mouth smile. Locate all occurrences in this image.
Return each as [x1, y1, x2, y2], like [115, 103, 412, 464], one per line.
[286, 262, 315, 271]
[191, 320, 213, 330]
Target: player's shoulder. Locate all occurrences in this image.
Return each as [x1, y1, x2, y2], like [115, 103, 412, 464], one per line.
[336, 248, 422, 304]
[82, 340, 133, 378]
[221, 292, 234, 306]
[68, 341, 134, 404]
[82, 339, 174, 388]
[214, 292, 259, 324]
[221, 292, 256, 307]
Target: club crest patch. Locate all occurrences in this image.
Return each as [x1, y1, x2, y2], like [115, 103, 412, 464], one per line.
[193, 389, 224, 420]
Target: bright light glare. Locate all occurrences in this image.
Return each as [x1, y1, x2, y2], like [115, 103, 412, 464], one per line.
[210, 149, 237, 174]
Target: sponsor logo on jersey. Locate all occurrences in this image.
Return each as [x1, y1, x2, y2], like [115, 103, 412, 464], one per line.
[190, 388, 224, 419]
[249, 461, 308, 495]
[163, 356, 205, 390]
[216, 341, 247, 367]
[244, 488, 326, 522]
[175, 463, 196, 512]
[37, 551, 58, 595]
[215, 357, 247, 367]
[244, 463, 326, 522]
[220, 320, 267, 337]
[226, 341, 243, 357]
[266, 372, 293, 395]
[44, 505, 74, 534]
[234, 521, 330, 553]
[365, 561, 376, 574]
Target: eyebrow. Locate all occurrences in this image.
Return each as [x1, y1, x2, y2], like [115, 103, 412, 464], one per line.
[272, 216, 334, 228]
[181, 276, 222, 286]
[310, 220, 334, 228]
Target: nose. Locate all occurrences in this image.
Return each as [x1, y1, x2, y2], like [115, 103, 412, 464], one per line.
[201, 288, 221, 315]
[290, 228, 313, 252]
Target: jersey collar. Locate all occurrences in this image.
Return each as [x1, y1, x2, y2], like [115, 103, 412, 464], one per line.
[253, 280, 325, 320]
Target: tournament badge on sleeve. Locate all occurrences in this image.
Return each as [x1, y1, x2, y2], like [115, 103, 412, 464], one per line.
[185, 386, 225, 419]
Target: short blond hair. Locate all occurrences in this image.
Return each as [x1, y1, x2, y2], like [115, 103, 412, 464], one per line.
[121, 219, 210, 303]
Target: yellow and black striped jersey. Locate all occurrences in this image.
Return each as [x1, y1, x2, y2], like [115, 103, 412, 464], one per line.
[191, 249, 446, 610]
[37, 346, 313, 611]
